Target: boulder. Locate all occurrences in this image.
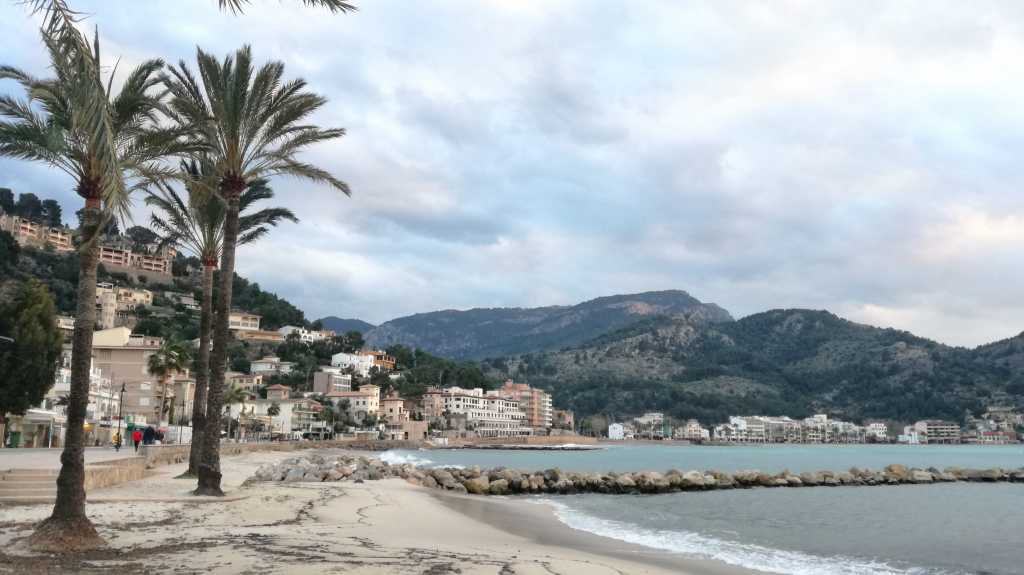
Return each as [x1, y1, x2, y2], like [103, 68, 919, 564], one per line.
[680, 471, 705, 489]
[421, 475, 438, 489]
[908, 470, 933, 483]
[884, 464, 908, 481]
[615, 473, 636, 491]
[798, 471, 822, 486]
[464, 476, 490, 495]
[488, 479, 510, 495]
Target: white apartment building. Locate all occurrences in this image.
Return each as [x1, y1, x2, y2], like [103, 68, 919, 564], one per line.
[608, 423, 625, 440]
[898, 426, 922, 444]
[330, 351, 377, 377]
[866, 422, 889, 440]
[227, 397, 321, 436]
[45, 356, 119, 425]
[278, 325, 335, 343]
[422, 386, 532, 438]
[250, 356, 294, 376]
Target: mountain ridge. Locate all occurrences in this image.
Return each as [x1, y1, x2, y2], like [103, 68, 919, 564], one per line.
[363, 290, 733, 359]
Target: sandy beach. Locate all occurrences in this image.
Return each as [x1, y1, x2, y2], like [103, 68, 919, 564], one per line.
[0, 448, 759, 575]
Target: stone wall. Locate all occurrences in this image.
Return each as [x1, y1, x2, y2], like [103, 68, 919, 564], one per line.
[83, 458, 146, 490]
[451, 435, 597, 447]
[138, 439, 425, 468]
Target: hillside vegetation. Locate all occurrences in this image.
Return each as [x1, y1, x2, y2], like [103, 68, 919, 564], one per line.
[481, 310, 1024, 423]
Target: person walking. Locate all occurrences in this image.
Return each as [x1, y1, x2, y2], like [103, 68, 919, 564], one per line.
[113, 431, 122, 452]
[132, 428, 142, 452]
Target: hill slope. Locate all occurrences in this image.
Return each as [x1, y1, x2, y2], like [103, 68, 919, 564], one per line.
[318, 316, 376, 334]
[364, 290, 732, 359]
[480, 309, 1022, 423]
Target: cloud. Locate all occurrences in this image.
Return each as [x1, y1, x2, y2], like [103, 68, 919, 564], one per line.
[2, 0, 1024, 346]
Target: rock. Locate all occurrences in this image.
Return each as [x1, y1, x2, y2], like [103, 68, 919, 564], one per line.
[464, 476, 490, 495]
[884, 464, 908, 481]
[798, 471, 821, 486]
[284, 467, 306, 483]
[909, 470, 933, 483]
[784, 475, 802, 487]
[614, 474, 636, 491]
[636, 472, 671, 493]
[326, 469, 344, 482]
[421, 475, 438, 489]
[680, 471, 706, 489]
[488, 479, 509, 495]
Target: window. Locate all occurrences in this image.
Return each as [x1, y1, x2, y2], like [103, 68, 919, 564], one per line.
[139, 397, 150, 406]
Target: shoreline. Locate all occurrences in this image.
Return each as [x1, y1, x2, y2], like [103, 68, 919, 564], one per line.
[430, 486, 771, 575]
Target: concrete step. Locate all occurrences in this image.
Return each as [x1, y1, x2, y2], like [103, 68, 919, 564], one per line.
[0, 475, 59, 483]
[0, 481, 56, 491]
[0, 491, 55, 499]
[0, 488, 57, 497]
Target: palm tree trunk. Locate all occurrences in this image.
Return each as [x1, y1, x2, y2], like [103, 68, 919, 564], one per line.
[29, 197, 105, 551]
[195, 183, 242, 496]
[184, 262, 215, 477]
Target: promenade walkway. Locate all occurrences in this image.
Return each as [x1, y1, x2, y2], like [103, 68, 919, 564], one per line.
[0, 447, 139, 470]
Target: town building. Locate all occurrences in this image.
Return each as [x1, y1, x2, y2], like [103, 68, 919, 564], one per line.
[328, 384, 381, 422]
[0, 212, 73, 252]
[97, 243, 174, 281]
[228, 311, 262, 332]
[250, 356, 294, 376]
[234, 329, 284, 343]
[91, 327, 179, 425]
[898, 426, 922, 444]
[226, 371, 263, 394]
[226, 393, 322, 438]
[55, 315, 75, 339]
[278, 325, 335, 343]
[913, 420, 961, 444]
[164, 291, 200, 312]
[420, 386, 532, 438]
[607, 423, 625, 440]
[312, 369, 352, 395]
[330, 350, 397, 377]
[266, 384, 292, 401]
[95, 283, 154, 330]
[866, 422, 889, 441]
[674, 419, 709, 442]
[553, 409, 575, 431]
[499, 380, 553, 431]
[634, 412, 666, 439]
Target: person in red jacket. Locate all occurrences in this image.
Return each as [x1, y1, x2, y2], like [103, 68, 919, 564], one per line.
[132, 429, 142, 453]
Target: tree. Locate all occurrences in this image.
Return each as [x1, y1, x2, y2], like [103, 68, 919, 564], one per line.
[222, 382, 248, 440]
[0, 187, 13, 213]
[0, 229, 19, 273]
[2, 2, 183, 550]
[146, 338, 192, 424]
[0, 280, 62, 445]
[267, 402, 280, 417]
[125, 225, 158, 248]
[14, 192, 44, 222]
[147, 161, 296, 476]
[41, 198, 62, 227]
[164, 45, 350, 496]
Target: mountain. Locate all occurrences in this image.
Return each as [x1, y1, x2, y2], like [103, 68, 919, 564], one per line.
[364, 290, 733, 359]
[479, 309, 1023, 424]
[319, 316, 376, 334]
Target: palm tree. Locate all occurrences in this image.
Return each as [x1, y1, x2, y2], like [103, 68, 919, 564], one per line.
[146, 338, 192, 425]
[146, 163, 296, 476]
[217, 0, 356, 14]
[221, 383, 248, 440]
[164, 45, 350, 496]
[1, 3, 181, 550]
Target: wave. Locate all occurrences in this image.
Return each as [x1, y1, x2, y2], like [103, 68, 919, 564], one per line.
[380, 450, 435, 467]
[544, 500, 946, 575]
[379, 450, 464, 469]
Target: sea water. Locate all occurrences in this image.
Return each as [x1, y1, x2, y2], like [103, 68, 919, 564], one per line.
[382, 444, 1024, 574]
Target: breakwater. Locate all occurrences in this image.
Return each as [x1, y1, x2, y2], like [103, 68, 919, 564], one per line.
[247, 454, 1024, 494]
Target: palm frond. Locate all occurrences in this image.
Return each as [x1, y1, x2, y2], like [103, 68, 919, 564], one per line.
[217, 0, 357, 15]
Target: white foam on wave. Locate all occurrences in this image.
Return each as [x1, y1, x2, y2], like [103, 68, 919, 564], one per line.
[379, 450, 464, 469]
[544, 500, 943, 575]
[379, 450, 434, 467]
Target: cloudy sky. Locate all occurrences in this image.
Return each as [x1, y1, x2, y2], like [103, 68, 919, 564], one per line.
[2, 0, 1024, 347]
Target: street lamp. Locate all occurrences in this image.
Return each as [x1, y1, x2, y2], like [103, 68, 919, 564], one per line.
[116, 383, 126, 451]
[178, 396, 186, 444]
